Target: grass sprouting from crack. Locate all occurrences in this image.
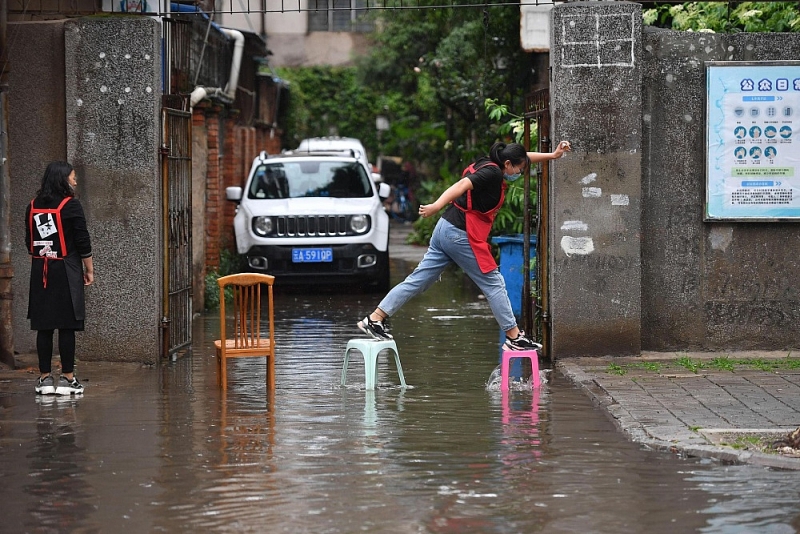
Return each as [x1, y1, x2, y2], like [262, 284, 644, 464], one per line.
[602, 356, 800, 377]
[606, 363, 627, 376]
[709, 357, 736, 372]
[676, 355, 704, 374]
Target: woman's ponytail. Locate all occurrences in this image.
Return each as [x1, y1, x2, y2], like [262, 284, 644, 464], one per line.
[489, 142, 527, 167]
[489, 142, 507, 165]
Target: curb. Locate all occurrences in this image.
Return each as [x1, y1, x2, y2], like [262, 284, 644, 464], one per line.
[556, 360, 800, 471]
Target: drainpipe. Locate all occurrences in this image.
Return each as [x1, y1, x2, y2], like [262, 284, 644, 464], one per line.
[190, 28, 244, 107]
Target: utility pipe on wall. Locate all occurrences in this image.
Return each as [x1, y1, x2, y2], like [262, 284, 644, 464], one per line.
[190, 28, 244, 107]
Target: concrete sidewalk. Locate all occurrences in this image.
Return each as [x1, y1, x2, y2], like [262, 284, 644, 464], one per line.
[557, 353, 800, 470]
[388, 219, 427, 263]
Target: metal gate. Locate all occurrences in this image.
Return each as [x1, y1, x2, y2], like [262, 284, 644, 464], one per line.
[522, 88, 551, 358]
[160, 97, 193, 358]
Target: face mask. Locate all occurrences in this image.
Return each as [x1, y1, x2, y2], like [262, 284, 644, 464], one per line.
[504, 172, 522, 182]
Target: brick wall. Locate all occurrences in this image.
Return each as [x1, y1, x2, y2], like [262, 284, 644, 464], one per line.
[195, 99, 284, 275]
[258, 128, 282, 156]
[203, 105, 222, 271]
[222, 115, 239, 252]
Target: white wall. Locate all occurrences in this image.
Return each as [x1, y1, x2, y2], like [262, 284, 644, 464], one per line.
[219, 0, 370, 67]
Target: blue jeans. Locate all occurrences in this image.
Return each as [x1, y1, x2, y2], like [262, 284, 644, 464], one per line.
[378, 218, 518, 332]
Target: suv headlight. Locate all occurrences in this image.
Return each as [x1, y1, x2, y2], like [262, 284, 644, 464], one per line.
[350, 215, 369, 234]
[253, 216, 273, 237]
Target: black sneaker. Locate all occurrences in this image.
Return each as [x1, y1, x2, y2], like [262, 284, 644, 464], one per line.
[503, 332, 542, 351]
[55, 376, 84, 395]
[35, 375, 55, 395]
[357, 316, 393, 340]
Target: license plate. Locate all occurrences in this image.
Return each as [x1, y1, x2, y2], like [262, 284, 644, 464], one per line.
[292, 248, 333, 263]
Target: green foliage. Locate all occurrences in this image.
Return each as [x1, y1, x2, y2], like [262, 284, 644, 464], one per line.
[722, 435, 763, 450]
[485, 98, 536, 145]
[203, 249, 242, 311]
[784, 357, 800, 369]
[709, 356, 736, 371]
[742, 358, 774, 371]
[630, 361, 663, 373]
[357, 1, 535, 171]
[643, 2, 800, 33]
[606, 363, 627, 376]
[493, 180, 535, 236]
[407, 166, 460, 244]
[275, 66, 398, 159]
[484, 98, 539, 237]
[676, 355, 705, 373]
[204, 271, 224, 311]
[604, 360, 663, 375]
[595, 355, 800, 377]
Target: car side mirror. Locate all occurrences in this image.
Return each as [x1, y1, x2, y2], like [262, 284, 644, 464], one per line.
[378, 182, 391, 200]
[226, 186, 243, 202]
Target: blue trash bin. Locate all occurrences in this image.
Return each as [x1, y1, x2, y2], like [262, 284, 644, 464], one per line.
[491, 234, 538, 377]
[492, 234, 538, 319]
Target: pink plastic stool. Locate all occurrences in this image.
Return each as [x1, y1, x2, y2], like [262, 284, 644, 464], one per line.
[500, 349, 540, 390]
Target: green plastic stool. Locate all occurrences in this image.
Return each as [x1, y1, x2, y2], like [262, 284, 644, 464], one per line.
[341, 339, 407, 390]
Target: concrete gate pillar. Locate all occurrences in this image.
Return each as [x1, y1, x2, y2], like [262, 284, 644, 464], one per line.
[65, 18, 163, 364]
[549, 1, 642, 357]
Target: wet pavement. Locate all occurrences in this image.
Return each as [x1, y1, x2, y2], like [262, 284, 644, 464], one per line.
[1, 220, 800, 532]
[559, 355, 800, 471]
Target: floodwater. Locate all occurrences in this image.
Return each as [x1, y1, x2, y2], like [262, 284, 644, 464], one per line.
[2, 261, 800, 533]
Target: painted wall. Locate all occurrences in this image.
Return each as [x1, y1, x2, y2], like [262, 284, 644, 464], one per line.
[641, 30, 800, 351]
[548, 1, 800, 356]
[220, 2, 372, 67]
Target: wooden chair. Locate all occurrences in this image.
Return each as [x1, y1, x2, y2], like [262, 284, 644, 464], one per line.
[215, 273, 276, 390]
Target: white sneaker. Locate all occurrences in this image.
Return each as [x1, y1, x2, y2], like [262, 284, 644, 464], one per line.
[35, 375, 55, 395]
[55, 376, 85, 395]
[503, 332, 542, 351]
[357, 316, 393, 340]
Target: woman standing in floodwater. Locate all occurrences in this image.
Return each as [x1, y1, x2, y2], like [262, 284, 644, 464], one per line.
[358, 140, 570, 350]
[26, 161, 93, 396]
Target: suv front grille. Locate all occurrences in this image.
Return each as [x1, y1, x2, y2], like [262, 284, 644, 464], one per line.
[276, 215, 348, 237]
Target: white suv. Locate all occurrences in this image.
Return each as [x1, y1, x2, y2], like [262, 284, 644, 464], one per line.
[296, 137, 371, 174]
[226, 148, 392, 291]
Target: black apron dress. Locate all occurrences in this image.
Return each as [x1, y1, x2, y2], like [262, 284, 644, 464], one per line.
[26, 197, 87, 331]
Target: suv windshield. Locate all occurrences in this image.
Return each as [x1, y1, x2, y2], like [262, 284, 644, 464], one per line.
[248, 161, 372, 199]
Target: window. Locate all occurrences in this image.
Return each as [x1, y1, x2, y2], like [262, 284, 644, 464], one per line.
[308, 0, 374, 32]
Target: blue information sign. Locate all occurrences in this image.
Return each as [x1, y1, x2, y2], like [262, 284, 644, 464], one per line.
[706, 61, 800, 221]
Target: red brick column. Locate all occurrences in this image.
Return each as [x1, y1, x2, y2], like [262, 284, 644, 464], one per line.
[257, 127, 282, 155]
[222, 112, 240, 252]
[204, 105, 222, 271]
[192, 106, 208, 288]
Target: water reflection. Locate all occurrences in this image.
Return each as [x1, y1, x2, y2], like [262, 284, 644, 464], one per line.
[26, 397, 94, 532]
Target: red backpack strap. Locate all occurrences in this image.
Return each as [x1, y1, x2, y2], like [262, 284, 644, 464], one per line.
[458, 161, 499, 210]
[54, 197, 70, 255]
[461, 161, 498, 178]
[29, 197, 71, 257]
